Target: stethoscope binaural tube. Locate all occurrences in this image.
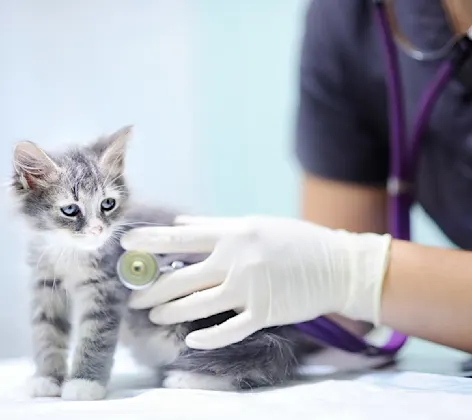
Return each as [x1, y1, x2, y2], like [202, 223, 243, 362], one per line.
[117, 250, 184, 290]
[375, 0, 470, 62]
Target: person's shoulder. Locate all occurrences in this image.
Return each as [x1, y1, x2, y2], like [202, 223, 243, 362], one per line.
[305, 0, 369, 20]
[300, 0, 378, 84]
[303, 0, 372, 42]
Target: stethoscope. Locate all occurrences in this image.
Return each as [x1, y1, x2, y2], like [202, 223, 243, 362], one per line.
[117, 251, 185, 290]
[117, 0, 472, 359]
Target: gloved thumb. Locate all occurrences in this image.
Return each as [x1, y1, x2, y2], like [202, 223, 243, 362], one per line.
[184, 312, 257, 350]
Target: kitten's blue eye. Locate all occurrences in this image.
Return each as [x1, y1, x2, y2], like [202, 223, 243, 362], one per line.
[60, 204, 80, 217]
[101, 198, 116, 212]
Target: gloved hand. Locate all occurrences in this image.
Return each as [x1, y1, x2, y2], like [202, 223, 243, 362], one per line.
[121, 215, 392, 350]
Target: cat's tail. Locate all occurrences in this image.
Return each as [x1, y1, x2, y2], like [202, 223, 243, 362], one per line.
[168, 326, 315, 389]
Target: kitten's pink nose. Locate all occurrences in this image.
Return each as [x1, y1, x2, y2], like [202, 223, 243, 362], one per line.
[89, 225, 103, 236]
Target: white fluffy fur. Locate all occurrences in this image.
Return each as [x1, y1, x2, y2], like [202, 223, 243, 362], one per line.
[61, 379, 106, 401]
[163, 371, 236, 391]
[28, 376, 62, 398]
[119, 322, 185, 369]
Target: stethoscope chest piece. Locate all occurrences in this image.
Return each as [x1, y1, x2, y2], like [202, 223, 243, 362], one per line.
[117, 251, 185, 290]
[117, 251, 161, 290]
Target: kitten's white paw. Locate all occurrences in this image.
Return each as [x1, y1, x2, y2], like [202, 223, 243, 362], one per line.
[163, 371, 235, 391]
[61, 379, 106, 401]
[28, 376, 62, 398]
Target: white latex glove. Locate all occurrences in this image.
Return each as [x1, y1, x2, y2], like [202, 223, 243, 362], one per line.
[121, 215, 392, 350]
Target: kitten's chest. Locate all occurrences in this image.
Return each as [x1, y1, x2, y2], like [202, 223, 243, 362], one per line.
[31, 245, 101, 289]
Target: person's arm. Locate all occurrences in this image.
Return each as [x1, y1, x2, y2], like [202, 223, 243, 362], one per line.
[382, 240, 472, 353]
[302, 179, 472, 353]
[294, 1, 390, 336]
[301, 174, 387, 234]
[295, 1, 389, 233]
[301, 175, 388, 335]
[122, 216, 472, 352]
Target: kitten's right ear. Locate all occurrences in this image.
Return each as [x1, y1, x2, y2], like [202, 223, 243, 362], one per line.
[13, 141, 60, 190]
[91, 125, 133, 177]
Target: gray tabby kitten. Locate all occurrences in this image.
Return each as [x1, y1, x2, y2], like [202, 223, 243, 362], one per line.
[11, 126, 315, 401]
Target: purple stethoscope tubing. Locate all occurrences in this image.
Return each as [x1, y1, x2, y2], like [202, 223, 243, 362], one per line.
[293, 0, 472, 357]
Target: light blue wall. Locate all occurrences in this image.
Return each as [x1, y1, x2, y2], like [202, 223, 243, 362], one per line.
[411, 206, 455, 248]
[0, 0, 452, 359]
[193, 0, 305, 217]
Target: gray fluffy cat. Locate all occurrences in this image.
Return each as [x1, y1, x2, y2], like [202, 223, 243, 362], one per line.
[11, 126, 315, 401]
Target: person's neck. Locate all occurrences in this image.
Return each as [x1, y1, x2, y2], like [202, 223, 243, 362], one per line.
[442, 0, 472, 35]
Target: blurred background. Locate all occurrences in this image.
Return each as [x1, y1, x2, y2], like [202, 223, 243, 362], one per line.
[0, 0, 456, 361]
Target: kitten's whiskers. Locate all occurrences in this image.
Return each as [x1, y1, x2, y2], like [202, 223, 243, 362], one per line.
[117, 221, 167, 228]
[52, 247, 67, 293]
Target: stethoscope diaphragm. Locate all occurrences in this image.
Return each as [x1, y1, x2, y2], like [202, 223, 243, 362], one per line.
[117, 250, 184, 290]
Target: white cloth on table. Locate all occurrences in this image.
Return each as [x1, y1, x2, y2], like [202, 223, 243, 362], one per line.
[0, 346, 471, 420]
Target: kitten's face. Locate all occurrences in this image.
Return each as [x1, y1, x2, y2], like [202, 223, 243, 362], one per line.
[11, 126, 132, 252]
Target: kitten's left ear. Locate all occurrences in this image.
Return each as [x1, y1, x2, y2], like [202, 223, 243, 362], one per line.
[13, 141, 60, 190]
[94, 125, 133, 175]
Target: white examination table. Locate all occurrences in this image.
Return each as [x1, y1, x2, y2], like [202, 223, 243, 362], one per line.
[0, 336, 471, 420]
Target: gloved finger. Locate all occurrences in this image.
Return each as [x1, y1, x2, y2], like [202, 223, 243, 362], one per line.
[129, 261, 222, 309]
[121, 225, 229, 253]
[148, 286, 237, 325]
[174, 215, 244, 226]
[184, 312, 256, 350]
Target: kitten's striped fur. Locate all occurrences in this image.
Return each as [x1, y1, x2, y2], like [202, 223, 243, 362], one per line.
[11, 126, 316, 400]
